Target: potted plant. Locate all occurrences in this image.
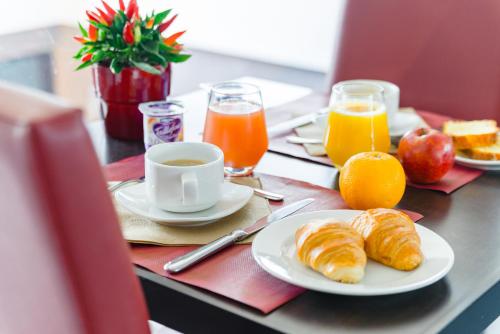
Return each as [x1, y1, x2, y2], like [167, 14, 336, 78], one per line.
[74, 0, 190, 140]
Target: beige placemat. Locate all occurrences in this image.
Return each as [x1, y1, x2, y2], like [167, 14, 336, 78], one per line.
[113, 178, 270, 245]
[293, 108, 430, 157]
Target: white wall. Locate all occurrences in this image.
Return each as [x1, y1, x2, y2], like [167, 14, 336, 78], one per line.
[0, 0, 344, 72]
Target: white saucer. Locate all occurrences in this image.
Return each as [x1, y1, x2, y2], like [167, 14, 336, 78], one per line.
[455, 154, 500, 171]
[252, 210, 454, 296]
[114, 181, 253, 227]
[389, 112, 421, 138]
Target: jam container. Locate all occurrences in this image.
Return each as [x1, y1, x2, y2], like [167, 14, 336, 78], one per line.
[139, 100, 184, 149]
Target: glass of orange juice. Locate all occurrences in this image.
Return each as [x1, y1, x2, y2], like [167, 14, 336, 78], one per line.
[324, 82, 391, 167]
[203, 82, 268, 176]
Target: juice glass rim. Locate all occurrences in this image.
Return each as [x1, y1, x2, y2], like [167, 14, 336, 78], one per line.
[210, 81, 261, 97]
[331, 82, 385, 97]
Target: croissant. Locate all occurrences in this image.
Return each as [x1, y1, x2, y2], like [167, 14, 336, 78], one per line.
[351, 208, 423, 271]
[295, 219, 367, 283]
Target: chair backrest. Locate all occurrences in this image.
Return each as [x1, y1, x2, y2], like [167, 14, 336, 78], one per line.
[0, 82, 150, 334]
[329, 0, 500, 122]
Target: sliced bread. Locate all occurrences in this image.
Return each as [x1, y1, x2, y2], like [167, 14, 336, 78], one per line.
[443, 120, 498, 149]
[467, 137, 500, 160]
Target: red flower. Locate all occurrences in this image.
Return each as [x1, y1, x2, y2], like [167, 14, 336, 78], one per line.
[146, 18, 154, 29]
[119, 0, 125, 11]
[158, 14, 177, 33]
[73, 36, 86, 43]
[101, 0, 116, 17]
[86, 10, 100, 22]
[163, 30, 185, 46]
[82, 53, 93, 62]
[123, 22, 135, 45]
[97, 8, 113, 25]
[173, 44, 183, 53]
[88, 24, 98, 42]
[88, 10, 108, 25]
[126, 0, 137, 19]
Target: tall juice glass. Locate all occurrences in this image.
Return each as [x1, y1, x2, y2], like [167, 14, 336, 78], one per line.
[324, 82, 391, 167]
[203, 82, 268, 176]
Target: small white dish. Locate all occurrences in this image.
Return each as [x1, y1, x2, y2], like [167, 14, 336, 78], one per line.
[389, 112, 421, 138]
[115, 181, 253, 227]
[455, 154, 500, 171]
[252, 210, 454, 296]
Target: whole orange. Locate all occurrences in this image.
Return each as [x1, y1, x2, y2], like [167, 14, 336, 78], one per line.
[339, 152, 406, 210]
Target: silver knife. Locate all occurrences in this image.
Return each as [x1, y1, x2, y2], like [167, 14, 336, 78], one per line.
[267, 107, 329, 138]
[164, 198, 314, 273]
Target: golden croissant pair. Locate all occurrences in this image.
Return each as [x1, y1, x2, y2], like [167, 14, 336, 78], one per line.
[295, 208, 423, 284]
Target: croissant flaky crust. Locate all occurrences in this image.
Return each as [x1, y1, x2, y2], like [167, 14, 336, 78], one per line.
[351, 208, 423, 271]
[295, 219, 367, 283]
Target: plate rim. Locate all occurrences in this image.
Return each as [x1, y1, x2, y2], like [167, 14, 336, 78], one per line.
[252, 209, 455, 296]
[455, 155, 500, 168]
[114, 181, 253, 224]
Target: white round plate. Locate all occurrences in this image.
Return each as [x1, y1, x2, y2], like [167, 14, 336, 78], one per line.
[389, 112, 421, 138]
[455, 154, 500, 171]
[114, 181, 253, 227]
[252, 210, 454, 296]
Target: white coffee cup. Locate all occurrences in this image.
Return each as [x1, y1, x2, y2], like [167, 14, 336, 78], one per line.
[145, 142, 224, 212]
[336, 79, 400, 126]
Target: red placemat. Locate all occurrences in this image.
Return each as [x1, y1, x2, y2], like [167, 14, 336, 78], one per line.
[267, 108, 483, 194]
[106, 154, 146, 181]
[105, 155, 423, 313]
[131, 245, 303, 314]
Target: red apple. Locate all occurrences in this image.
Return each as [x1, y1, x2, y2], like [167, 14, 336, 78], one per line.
[398, 128, 455, 184]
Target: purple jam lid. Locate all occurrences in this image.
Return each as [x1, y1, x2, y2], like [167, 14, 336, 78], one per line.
[138, 100, 184, 117]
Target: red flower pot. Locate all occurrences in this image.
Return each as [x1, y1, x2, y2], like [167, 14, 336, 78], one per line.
[92, 64, 171, 140]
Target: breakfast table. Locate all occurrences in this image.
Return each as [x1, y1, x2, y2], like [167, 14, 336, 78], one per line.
[87, 92, 500, 334]
[2, 25, 499, 334]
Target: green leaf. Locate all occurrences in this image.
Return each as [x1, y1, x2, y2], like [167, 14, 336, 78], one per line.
[89, 20, 110, 30]
[146, 51, 166, 66]
[134, 25, 142, 43]
[118, 10, 127, 23]
[150, 30, 162, 41]
[75, 61, 93, 71]
[110, 58, 124, 74]
[153, 9, 172, 25]
[158, 42, 176, 53]
[163, 53, 191, 63]
[131, 60, 162, 74]
[78, 22, 88, 37]
[73, 46, 88, 59]
[98, 29, 107, 41]
[140, 41, 159, 53]
[92, 50, 107, 62]
[112, 12, 126, 30]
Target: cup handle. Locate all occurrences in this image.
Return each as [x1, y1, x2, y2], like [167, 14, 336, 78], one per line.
[181, 172, 198, 205]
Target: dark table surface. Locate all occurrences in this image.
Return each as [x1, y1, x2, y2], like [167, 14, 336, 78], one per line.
[87, 106, 500, 334]
[3, 25, 499, 334]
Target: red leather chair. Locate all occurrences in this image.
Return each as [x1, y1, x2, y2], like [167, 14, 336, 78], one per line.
[329, 0, 500, 122]
[0, 82, 172, 333]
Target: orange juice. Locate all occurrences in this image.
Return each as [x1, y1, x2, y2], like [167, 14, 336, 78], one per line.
[324, 101, 390, 167]
[203, 101, 268, 169]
